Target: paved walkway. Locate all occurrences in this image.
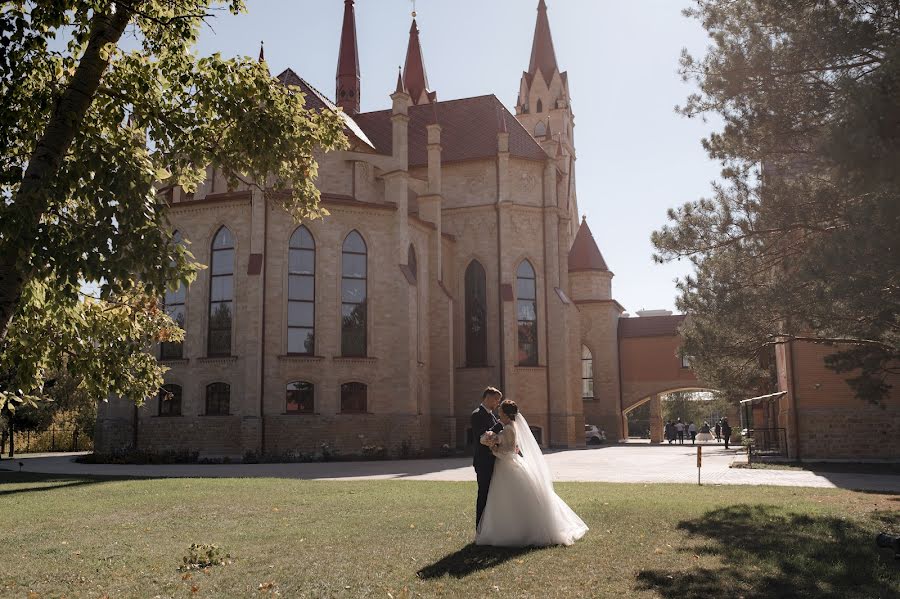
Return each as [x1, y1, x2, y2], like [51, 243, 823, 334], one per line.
[3, 445, 899, 492]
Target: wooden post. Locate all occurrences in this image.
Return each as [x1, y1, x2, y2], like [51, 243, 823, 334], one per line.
[697, 446, 702, 486]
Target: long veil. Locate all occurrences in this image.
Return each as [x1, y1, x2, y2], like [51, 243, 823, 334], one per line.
[513, 414, 554, 495]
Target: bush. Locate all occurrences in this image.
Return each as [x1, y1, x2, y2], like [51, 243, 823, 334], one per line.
[179, 544, 231, 571]
[77, 449, 199, 464]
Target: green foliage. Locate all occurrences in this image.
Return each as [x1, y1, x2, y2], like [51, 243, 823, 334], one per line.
[654, 0, 899, 402]
[661, 391, 731, 427]
[0, 1, 347, 411]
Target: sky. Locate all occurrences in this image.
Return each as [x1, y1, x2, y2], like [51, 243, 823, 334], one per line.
[188, 0, 723, 314]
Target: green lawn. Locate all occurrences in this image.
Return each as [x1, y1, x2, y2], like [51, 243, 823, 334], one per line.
[1, 472, 898, 598]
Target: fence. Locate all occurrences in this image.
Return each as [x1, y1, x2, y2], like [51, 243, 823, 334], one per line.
[2, 427, 93, 456]
[746, 427, 788, 458]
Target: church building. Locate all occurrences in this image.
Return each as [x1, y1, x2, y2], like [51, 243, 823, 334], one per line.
[96, 0, 632, 457]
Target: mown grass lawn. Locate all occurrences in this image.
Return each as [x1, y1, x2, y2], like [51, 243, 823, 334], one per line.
[1, 472, 898, 598]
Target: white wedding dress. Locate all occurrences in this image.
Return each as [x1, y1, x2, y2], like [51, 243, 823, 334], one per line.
[475, 414, 588, 547]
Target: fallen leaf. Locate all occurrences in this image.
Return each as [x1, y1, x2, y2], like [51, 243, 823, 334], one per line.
[182, 573, 192, 581]
[191, 585, 200, 594]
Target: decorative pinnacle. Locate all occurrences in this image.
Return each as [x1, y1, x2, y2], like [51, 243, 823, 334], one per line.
[258, 40, 265, 62]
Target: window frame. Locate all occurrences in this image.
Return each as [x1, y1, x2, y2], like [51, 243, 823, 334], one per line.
[581, 345, 594, 400]
[287, 226, 316, 356]
[158, 384, 183, 417]
[516, 259, 539, 366]
[285, 381, 315, 414]
[341, 231, 368, 357]
[207, 226, 234, 357]
[464, 260, 488, 367]
[340, 381, 368, 414]
[160, 231, 186, 360]
[205, 382, 231, 416]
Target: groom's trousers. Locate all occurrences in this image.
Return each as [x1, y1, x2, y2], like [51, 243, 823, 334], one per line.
[475, 461, 495, 528]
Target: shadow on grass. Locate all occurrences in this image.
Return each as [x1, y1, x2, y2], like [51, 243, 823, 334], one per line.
[635, 504, 900, 599]
[0, 470, 142, 497]
[416, 543, 539, 579]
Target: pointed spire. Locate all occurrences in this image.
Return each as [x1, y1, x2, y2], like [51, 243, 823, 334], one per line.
[528, 0, 559, 84]
[258, 40, 265, 63]
[568, 218, 610, 272]
[336, 0, 360, 115]
[394, 66, 406, 94]
[403, 17, 435, 105]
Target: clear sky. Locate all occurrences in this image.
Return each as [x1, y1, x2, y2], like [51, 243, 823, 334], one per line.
[190, 0, 722, 314]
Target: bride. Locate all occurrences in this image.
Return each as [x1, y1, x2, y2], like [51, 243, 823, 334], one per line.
[475, 399, 589, 547]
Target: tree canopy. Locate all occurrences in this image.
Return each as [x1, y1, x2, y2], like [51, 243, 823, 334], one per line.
[653, 0, 899, 402]
[0, 1, 347, 411]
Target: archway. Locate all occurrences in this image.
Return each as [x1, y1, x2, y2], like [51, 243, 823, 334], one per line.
[624, 387, 724, 444]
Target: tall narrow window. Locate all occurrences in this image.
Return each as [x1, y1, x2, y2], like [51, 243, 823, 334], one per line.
[536, 99, 543, 113]
[208, 226, 234, 356]
[340, 382, 367, 413]
[516, 260, 538, 366]
[158, 384, 182, 417]
[205, 382, 230, 415]
[288, 226, 315, 355]
[534, 120, 547, 137]
[286, 381, 314, 414]
[582, 345, 594, 399]
[465, 260, 488, 366]
[341, 231, 367, 357]
[161, 231, 186, 360]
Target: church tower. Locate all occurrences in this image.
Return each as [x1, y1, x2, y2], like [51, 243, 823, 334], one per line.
[336, 0, 360, 115]
[516, 0, 578, 238]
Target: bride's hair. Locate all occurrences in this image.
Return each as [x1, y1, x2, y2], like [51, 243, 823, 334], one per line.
[500, 399, 518, 421]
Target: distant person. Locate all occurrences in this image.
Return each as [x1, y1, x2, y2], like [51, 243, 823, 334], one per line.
[675, 418, 685, 445]
[664, 420, 673, 444]
[714, 420, 722, 442]
[688, 421, 697, 445]
[697, 421, 713, 443]
[722, 418, 733, 449]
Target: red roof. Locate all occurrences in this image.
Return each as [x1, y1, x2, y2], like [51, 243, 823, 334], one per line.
[568, 218, 609, 272]
[335, 0, 360, 115]
[528, 0, 559, 84]
[403, 19, 436, 105]
[354, 95, 549, 166]
[618, 315, 687, 338]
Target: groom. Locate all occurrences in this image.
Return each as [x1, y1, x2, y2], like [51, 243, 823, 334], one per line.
[471, 386, 504, 529]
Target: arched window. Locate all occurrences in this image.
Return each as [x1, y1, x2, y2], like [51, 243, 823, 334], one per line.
[158, 384, 182, 417]
[161, 231, 186, 360]
[286, 381, 314, 414]
[407, 244, 417, 283]
[341, 231, 367, 357]
[288, 226, 315, 355]
[205, 382, 230, 415]
[208, 226, 234, 356]
[582, 345, 594, 399]
[516, 260, 538, 366]
[340, 382, 367, 413]
[536, 99, 543, 113]
[465, 260, 488, 366]
[533, 120, 547, 137]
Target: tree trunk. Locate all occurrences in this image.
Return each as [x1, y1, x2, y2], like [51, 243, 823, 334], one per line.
[0, 6, 134, 341]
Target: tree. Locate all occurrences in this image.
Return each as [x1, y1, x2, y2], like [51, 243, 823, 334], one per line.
[653, 0, 899, 402]
[0, 1, 347, 411]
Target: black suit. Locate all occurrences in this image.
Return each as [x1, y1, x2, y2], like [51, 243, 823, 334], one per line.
[472, 405, 503, 529]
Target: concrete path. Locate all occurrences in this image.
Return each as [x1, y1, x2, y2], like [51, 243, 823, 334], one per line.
[3, 445, 899, 492]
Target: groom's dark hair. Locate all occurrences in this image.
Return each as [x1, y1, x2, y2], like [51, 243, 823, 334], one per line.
[482, 386, 502, 400]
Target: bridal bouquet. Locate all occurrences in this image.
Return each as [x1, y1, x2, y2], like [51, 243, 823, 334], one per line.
[480, 431, 500, 447]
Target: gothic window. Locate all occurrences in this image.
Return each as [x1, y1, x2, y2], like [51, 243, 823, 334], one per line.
[536, 99, 543, 113]
[341, 231, 367, 357]
[516, 260, 538, 366]
[158, 384, 182, 417]
[286, 381, 314, 414]
[208, 226, 234, 356]
[288, 226, 315, 355]
[340, 382, 367, 413]
[205, 382, 230, 415]
[582, 345, 594, 399]
[465, 260, 488, 366]
[161, 231, 186, 360]
[534, 120, 547, 137]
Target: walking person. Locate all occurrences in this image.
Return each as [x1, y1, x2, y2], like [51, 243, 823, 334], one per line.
[664, 420, 673, 444]
[675, 418, 685, 445]
[722, 417, 733, 449]
[688, 421, 697, 445]
[714, 420, 722, 443]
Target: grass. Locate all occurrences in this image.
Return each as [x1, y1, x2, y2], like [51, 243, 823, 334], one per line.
[1, 472, 898, 598]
